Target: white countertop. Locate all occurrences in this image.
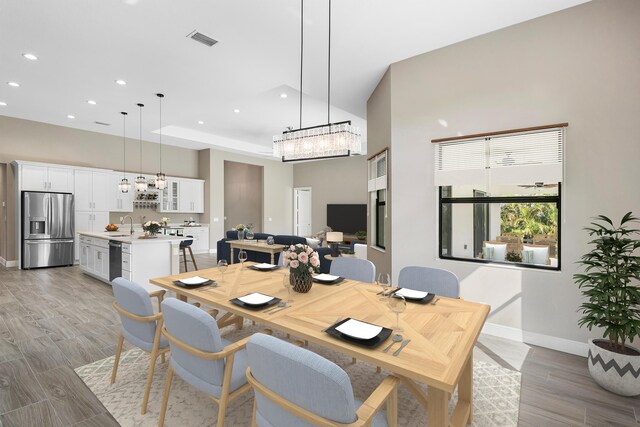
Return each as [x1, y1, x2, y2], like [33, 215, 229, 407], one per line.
[79, 231, 184, 244]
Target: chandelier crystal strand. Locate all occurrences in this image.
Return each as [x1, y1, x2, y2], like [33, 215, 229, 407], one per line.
[118, 111, 131, 193]
[155, 93, 167, 190]
[135, 103, 148, 192]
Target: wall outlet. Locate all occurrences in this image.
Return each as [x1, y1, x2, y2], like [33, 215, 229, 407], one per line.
[268, 217, 272, 222]
[464, 244, 467, 250]
[213, 217, 219, 222]
[120, 216, 124, 222]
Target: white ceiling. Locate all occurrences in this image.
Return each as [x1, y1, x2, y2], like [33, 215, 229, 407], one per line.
[0, 0, 588, 159]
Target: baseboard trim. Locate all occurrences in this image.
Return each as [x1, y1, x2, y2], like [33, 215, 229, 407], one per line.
[0, 256, 4, 267]
[482, 322, 588, 357]
[1, 258, 18, 268]
[209, 249, 217, 254]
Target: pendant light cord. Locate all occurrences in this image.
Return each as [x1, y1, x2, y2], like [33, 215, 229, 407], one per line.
[157, 93, 163, 173]
[299, 0, 304, 130]
[138, 103, 144, 175]
[327, 0, 331, 124]
[121, 112, 127, 178]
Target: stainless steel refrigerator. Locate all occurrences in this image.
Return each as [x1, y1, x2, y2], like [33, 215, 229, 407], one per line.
[22, 191, 75, 269]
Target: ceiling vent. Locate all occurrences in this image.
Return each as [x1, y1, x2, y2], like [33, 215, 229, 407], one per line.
[187, 30, 218, 47]
[94, 121, 111, 126]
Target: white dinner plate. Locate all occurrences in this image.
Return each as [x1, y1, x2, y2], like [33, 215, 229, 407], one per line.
[313, 273, 341, 282]
[335, 319, 383, 340]
[253, 263, 277, 270]
[237, 292, 275, 306]
[178, 276, 210, 285]
[394, 288, 429, 300]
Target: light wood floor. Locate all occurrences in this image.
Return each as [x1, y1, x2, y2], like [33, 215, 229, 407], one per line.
[0, 254, 638, 426]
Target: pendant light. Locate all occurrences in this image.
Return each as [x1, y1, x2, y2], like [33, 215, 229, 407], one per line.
[118, 111, 131, 193]
[155, 93, 167, 190]
[135, 103, 148, 192]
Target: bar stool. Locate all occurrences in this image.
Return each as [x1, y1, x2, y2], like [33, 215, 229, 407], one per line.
[180, 236, 198, 271]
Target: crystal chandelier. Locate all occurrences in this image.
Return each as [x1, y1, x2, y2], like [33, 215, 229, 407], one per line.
[273, 0, 361, 162]
[155, 93, 167, 190]
[135, 103, 148, 192]
[118, 111, 131, 193]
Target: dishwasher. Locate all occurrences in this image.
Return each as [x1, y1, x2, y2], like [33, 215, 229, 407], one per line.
[109, 240, 122, 281]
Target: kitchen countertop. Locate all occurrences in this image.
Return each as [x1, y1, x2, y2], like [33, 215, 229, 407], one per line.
[79, 231, 184, 244]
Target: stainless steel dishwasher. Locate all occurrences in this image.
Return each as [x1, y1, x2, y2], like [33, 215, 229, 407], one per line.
[109, 240, 122, 281]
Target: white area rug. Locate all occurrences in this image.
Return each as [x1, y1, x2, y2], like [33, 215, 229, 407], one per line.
[75, 323, 521, 426]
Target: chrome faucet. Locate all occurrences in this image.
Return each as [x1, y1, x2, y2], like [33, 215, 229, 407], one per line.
[121, 215, 134, 235]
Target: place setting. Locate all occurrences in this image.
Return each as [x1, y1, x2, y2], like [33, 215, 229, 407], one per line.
[312, 273, 345, 285]
[230, 292, 282, 310]
[172, 275, 217, 289]
[248, 262, 280, 272]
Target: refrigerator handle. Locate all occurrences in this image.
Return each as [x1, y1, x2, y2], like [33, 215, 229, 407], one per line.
[46, 194, 51, 236]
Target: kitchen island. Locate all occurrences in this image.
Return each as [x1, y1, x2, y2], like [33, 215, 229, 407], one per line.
[78, 231, 184, 288]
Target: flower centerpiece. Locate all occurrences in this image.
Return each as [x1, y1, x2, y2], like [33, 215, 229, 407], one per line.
[236, 224, 246, 240]
[282, 244, 320, 293]
[142, 220, 162, 238]
[161, 217, 170, 227]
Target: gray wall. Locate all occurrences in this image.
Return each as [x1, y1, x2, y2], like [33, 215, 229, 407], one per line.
[0, 115, 200, 261]
[369, 0, 640, 349]
[292, 156, 367, 234]
[224, 161, 264, 232]
[0, 163, 6, 262]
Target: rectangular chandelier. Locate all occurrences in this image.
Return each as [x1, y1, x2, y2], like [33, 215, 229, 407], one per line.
[273, 120, 362, 162]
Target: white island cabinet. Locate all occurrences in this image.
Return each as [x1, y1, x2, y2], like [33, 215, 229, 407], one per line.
[78, 231, 183, 287]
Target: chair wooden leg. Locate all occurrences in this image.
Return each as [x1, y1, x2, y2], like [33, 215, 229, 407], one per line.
[376, 366, 382, 374]
[110, 334, 124, 385]
[158, 364, 174, 427]
[216, 353, 236, 427]
[235, 314, 244, 330]
[182, 247, 188, 272]
[161, 352, 166, 364]
[251, 398, 257, 427]
[142, 348, 159, 414]
[387, 385, 398, 427]
[188, 247, 198, 270]
[352, 357, 357, 364]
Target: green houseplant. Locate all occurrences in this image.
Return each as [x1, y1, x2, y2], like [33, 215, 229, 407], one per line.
[574, 212, 640, 396]
[355, 231, 367, 240]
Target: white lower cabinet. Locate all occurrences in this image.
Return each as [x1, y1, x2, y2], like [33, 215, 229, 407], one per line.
[75, 211, 108, 261]
[79, 236, 109, 281]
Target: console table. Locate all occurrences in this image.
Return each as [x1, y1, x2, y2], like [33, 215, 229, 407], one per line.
[227, 240, 286, 265]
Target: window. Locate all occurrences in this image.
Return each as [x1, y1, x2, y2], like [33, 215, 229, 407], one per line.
[368, 149, 387, 250]
[434, 125, 565, 270]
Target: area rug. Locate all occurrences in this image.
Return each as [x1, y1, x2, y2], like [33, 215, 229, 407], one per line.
[75, 323, 521, 426]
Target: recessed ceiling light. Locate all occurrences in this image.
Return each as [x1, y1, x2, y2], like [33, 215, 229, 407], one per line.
[67, 114, 75, 119]
[22, 53, 38, 61]
[197, 120, 204, 125]
[115, 79, 127, 85]
[280, 93, 288, 98]
[87, 100, 97, 105]
[0, 102, 7, 106]
[233, 109, 240, 113]
[7, 81, 20, 87]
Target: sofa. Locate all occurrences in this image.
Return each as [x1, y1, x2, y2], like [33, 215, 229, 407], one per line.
[216, 231, 333, 273]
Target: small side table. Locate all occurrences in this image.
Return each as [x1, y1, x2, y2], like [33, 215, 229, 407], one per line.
[323, 254, 355, 261]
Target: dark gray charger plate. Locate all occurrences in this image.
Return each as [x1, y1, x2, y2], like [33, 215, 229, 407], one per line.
[324, 317, 392, 348]
[312, 276, 345, 285]
[388, 288, 435, 304]
[172, 279, 215, 289]
[230, 296, 281, 310]
[249, 265, 280, 271]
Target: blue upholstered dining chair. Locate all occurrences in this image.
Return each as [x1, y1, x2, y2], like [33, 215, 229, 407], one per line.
[111, 277, 169, 415]
[246, 334, 399, 427]
[158, 297, 268, 427]
[397, 266, 460, 298]
[329, 257, 377, 283]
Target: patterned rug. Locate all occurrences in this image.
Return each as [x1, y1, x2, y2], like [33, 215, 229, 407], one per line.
[75, 323, 521, 426]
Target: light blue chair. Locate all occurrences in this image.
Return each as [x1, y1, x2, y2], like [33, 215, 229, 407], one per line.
[158, 298, 268, 427]
[397, 266, 460, 298]
[246, 334, 399, 426]
[111, 277, 169, 415]
[329, 257, 377, 283]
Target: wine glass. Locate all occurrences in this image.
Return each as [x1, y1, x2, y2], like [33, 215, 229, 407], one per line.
[282, 273, 293, 304]
[377, 273, 391, 300]
[238, 250, 248, 268]
[388, 294, 406, 341]
[217, 259, 228, 281]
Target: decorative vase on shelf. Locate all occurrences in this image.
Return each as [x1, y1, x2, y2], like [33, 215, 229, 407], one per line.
[290, 272, 312, 293]
[237, 228, 245, 241]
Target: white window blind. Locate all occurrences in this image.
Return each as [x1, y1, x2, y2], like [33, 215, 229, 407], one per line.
[368, 150, 387, 191]
[433, 127, 564, 186]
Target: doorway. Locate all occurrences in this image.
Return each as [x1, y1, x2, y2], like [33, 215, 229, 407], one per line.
[223, 161, 264, 232]
[294, 187, 312, 237]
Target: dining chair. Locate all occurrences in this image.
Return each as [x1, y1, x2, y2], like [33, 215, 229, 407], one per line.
[179, 235, 198, 271]
[111, 277, 170, 415]
[329, 257, 376, 283]
[158, 297, 269, 427]
[397, 266, 460, 298]
[246, 333, 399, 427]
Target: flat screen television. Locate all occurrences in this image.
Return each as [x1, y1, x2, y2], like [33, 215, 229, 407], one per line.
[326, 204, 367, 234]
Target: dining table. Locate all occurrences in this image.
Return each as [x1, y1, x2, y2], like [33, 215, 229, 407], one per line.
[150, 262, 490, 427]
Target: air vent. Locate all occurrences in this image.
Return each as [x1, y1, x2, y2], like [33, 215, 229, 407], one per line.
[187, 30, 218, 47]
[94, 121, 111, 126]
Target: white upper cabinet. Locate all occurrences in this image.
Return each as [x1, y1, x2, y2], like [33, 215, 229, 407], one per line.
[178, 179, 205, 213]
[159, 180, 180, 213]
[74, 170, 110, 211]
[21, 164, 73, 193]
[109, 172, 134, 212]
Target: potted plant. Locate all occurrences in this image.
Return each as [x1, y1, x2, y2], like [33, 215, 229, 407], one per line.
[574, 212, 640, 396]
[282, 244, 320, 293]
[355, 231, 367, 240]
[142, 220, 162, 238]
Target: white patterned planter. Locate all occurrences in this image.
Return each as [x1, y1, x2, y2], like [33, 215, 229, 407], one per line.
[588, 338, 640, 397]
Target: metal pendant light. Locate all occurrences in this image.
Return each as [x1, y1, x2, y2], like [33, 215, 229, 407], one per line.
[118, 111, 131, 193]
[155, 93, 167, 190]
[135, 103, 148, 192]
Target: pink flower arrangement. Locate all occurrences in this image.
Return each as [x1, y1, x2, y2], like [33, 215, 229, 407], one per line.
[282, 243, 320, 276]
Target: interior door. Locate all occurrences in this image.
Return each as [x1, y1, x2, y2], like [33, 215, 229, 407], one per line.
[294, 188, 312, 237]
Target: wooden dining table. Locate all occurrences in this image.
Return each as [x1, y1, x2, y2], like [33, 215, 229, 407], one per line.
[150, 263, 490, 427]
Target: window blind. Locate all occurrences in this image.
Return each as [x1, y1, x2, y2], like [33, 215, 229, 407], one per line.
[368, 150, 387, 191]
[433, 127, 564, 186]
